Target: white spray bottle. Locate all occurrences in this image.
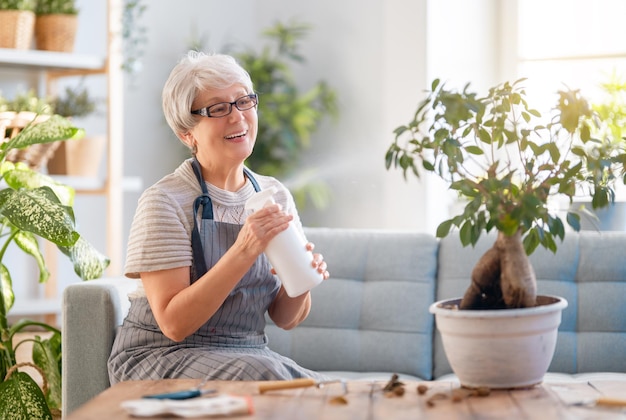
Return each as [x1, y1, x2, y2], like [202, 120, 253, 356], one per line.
[245, 187, 324, 297]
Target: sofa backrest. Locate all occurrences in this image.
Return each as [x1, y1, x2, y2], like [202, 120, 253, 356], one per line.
[265, 227, 439, 380]
[435, 230, 626, 378]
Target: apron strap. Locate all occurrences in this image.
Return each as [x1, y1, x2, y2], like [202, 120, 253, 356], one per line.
[190, 159, 261, 280]
[191, 159, 211, 279]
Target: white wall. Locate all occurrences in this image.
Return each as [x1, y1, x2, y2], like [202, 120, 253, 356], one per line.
[6, 0, 507, 306]
[67, 0, 504, 280]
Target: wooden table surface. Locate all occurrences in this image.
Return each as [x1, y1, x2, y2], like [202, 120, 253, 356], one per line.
[66, 378, 626, 419]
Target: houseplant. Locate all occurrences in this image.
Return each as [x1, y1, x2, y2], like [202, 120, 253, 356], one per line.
[0, 114, 110, 418]
[0, 0, 36, 49]
[47, 82, 105, 176]
[228, 20, 338, 210]
[34, 0, 79, 52]
[572, 73, 626, 229]
[1, 89, 57, 171]
[385, 78, 625, 388]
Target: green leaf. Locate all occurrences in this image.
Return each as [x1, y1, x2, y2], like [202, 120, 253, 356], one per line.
[566, 211, 581, 231]
[58, 236, 111, 280]
[0, 264, 13, 323]
[0, 187, 79, 247]
[3, 115, 84, 153]
[2, 162, 75, 207]
[436, 219, 454, 238]
[14, 231, 49, 284]
[0, 371, 52, 420]
[465, 145, 484, 155]
[32, 333, 62, 410]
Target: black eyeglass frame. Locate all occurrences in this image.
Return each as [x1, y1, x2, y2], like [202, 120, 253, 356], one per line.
[191, 93, 259, 118]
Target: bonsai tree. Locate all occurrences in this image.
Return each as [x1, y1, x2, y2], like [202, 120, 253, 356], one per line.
[0, 115, 110, 418]
[386, 78, 626, 310]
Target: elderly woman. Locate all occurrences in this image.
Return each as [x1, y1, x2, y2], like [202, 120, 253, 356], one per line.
[108, 51, 329, 384]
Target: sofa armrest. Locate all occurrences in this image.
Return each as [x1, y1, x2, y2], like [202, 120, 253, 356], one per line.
[62, 277, 138, 415]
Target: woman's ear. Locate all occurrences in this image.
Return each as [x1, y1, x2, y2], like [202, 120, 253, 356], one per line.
[180, 132, 194, 148]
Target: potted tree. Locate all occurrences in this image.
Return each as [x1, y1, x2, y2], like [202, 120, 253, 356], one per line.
[385, 78, 625, 388]
[0, 115, 110, 418]
[0, 0, 37, 49]
[34, 0, 79, 52]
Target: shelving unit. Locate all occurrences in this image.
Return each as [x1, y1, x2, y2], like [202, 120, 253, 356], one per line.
[1, 0, 126, 322]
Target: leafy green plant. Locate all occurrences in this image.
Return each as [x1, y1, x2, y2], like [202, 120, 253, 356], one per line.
[228, 20, 339, 209]
[122, 0, 148, 75]
[51, 82, 98, 118]
[0, 115, 110, 418]
[577, 72, 626, 204]
[6, 89, 51, 114]
[386, 78, 626, 310]
[0, 0, 36, 11]
[35, 0, 78, 15]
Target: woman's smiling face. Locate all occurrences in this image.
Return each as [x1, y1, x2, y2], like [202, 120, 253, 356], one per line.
[190, 85, 258, 168]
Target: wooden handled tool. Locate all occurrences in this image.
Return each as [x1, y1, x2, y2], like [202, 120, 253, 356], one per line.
[258, 378, 318, 394]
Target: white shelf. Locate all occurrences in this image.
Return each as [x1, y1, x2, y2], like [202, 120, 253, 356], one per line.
[0, 48, 105, 71]
[50, 175, 143, 192]
[8, 298, 62, 317]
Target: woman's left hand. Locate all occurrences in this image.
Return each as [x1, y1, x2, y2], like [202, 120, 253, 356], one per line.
[307, 242, 330, 280]
[270, 242, 330, 280]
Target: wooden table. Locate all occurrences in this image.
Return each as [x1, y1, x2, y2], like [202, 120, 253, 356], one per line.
[66, 378, 626, 419]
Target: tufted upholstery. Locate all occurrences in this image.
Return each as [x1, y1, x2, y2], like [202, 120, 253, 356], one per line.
[265, 228, 439, 380]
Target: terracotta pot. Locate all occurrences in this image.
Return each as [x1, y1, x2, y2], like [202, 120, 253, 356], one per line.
[47, 135, 105, 177]
[430, 295, 568, 389]
[0, 10, 35, 50]
[35, 14, 77, 52]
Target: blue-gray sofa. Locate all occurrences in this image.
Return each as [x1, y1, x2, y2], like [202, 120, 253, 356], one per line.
[62, 228, 626, 414]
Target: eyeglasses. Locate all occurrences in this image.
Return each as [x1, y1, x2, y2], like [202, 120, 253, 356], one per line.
[191, 94, 258, 118]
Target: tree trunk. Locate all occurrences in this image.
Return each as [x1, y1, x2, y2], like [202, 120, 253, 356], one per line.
[460, 230, 537, 309]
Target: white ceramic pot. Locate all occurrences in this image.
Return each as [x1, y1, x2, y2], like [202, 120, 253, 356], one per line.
[430, 295, 568, 389]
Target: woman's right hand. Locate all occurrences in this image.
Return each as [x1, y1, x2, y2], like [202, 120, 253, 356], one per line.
[235, 203, 293, 257]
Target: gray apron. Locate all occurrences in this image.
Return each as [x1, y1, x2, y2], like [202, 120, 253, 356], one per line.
[108, 159, 327, 383]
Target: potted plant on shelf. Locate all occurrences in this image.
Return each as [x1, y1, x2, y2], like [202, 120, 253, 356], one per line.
[47, 82, 105, 177]
[385, 78, 626, 389]
[1, 89, 57, 170]
[0, 0, 37, 49]
[34, 0, 79, 52]
[0, 114, 110, 418]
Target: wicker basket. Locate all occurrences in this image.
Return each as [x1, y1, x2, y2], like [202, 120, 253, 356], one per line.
[0, 10, 35, 50]
[35, 14, 77, 52]
[1, 111, 60, 170]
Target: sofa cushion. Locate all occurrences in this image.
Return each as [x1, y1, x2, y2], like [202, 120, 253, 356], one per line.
[265, 228, 439, 380]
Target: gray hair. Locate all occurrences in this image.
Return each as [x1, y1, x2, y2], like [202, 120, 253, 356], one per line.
[162, 51, 254, 141]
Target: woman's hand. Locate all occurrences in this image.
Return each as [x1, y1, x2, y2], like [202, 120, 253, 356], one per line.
[307, 242, 330, 280]
[235, 203, 292, 257]
[270, 242, 330, 280]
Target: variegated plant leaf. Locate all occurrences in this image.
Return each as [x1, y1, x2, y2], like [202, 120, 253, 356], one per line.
[2, 115, 84, 152]
[32, 333, 62, 410]
[0, 371, 52, 420]
[0, 264, 12, 321]
[59, 236, 111, 280]
[1, 161, 75, 207]
[0, 187, 79, 247]
[14, 231, 49, 284]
